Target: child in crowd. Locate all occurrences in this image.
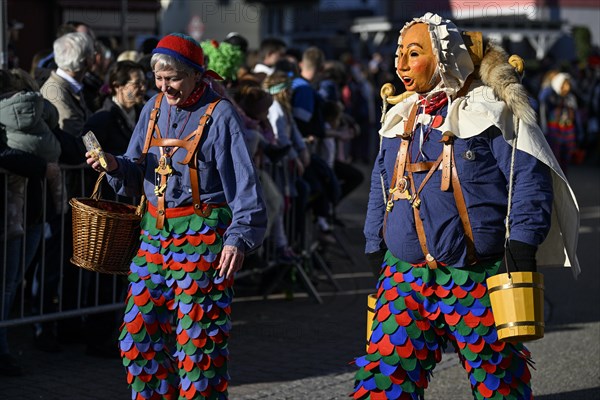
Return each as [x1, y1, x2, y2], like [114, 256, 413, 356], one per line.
[0, 69, 64, 238]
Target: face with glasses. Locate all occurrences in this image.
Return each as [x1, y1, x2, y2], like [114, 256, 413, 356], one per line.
[114, 70, 146, 109]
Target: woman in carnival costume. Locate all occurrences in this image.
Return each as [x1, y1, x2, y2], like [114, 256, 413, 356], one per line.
[354, 13, 579, 400]
[86, 33, 267, 400]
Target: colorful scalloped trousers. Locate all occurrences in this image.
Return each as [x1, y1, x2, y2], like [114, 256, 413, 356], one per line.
[120, 203, 233, 400]
[353, 251, 533, 400]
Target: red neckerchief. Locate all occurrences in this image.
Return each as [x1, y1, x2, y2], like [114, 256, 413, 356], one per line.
[179, 83, 206, 108]
[419, 91, 448, 114]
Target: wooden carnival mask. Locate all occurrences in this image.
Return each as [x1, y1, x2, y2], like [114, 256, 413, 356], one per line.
[396, 23, 440, 94]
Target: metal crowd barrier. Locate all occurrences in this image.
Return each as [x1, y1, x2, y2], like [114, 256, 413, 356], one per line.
[1, 160, 343, 329]
[0, 164, 126, 329]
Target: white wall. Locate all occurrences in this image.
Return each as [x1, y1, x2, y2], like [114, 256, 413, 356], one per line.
[160, 0, 263, 48]
[561, 7, 600, 46]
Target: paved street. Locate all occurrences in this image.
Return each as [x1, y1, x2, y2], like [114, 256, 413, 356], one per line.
[1, 163, 599, 399]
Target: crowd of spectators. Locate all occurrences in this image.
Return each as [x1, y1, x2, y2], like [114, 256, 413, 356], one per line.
[1, 20, 600, 379]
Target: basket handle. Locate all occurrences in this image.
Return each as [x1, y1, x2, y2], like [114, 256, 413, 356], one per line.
[92, 171, 147, 217]
[91, 172, 106, 201]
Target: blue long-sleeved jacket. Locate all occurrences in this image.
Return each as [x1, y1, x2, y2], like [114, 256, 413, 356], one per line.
[364, 105, 553, 267]
[107, 88, 267, 253]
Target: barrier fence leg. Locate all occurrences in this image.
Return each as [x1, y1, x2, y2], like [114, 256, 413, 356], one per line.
[312, 250, 341, 291]
[292, 260, 323, 304]
[331, 228, 362, 269]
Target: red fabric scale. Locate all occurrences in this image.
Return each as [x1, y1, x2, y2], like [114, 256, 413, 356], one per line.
[489, 340, 505, 353]
[155, 365, 169, 380]
[393, 272, 404, 282]
[198, 354, 211, 370]
[353, 387, 369, 398]
[377, 304, 392, 322]
[415, 319, 431, 331]
[145, 321, 159, 336]
[463, 312, 480, 328]
[370, 390, 389, 400]
[377, 335, 395, 356]
[384, 288, 399, 301]
[477, 382, 494, 398]
[127, 314, 146, 334]
[468, 337, 486, 354]
[415, 346, 429, 361]
[177, 330, 190, 346]
[451, 285, 468, 299]
[389, 367, 407, 384]
[212, 354, 226, 368]
[434, 286, 450, 297]
[191, 336, 207, 349]
[498, 381, 511, 396]
[397, 340, 414, 358]
[396, 312, 413, 327]
[182, 386, 197, 400]
[214, 378, 228, 392]
[404, 295, 420, 312]
[123, 347, 140, 360]
[410, 282, 423, 293]
[471, 283, 487, 299]
[138, 372, 153, 383]
[421, 285, 435, 297]
[182, 281, 200, 296]
[444, 311, 462, 326]
[364, 361, 379, 372]
[480, 309, 496, 327]
[481, 361, 497, 374]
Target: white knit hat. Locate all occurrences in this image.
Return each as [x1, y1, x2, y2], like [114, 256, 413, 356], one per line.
[550, 72, 570, 95]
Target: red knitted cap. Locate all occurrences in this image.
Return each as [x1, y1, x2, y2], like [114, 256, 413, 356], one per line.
[152, 33, 222, 79]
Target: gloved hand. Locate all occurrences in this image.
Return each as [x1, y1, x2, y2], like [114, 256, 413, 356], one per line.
[366, 248, 387, 277]
[264, 144, 291, 163]
[500, 240, 537, 273]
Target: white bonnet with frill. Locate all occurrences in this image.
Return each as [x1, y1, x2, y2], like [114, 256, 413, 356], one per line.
[396, 12, 474, 97]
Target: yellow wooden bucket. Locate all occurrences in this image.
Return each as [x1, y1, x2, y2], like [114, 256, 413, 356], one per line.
[366, 293, 377, 350]
[486, 271, 545, 343]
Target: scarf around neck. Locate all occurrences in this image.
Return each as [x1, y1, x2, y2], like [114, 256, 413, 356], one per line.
[419, 91, 448, 114]
[179, 83, 206, 108]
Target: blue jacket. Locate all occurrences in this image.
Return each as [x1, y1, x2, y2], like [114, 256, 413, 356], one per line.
[107, 88, 267, 252]
[364, 105, 553, 267]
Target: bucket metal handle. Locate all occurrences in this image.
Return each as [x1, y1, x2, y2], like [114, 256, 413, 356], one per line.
[502, 61, 525, 278]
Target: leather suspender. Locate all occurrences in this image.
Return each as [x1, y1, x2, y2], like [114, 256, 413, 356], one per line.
[187, 100, 220, 217]
[383, 104, 418, 234]
[440, 131, 453, 191]
[139, 93, 164, 163]
[382, 110, 478, 267]
[140, 94, 221, 228]
[450, 150, 477, 265]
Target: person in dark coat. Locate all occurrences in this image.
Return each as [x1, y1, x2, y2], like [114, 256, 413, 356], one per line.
[79, 60, 147, 358]
[83, 60, 147, 156]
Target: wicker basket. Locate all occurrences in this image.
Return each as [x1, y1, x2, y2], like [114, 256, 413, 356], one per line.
[70, 172, 144, 275]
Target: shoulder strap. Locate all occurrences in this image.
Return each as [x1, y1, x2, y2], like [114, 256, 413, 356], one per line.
[139, 93, 164, 164]
[188, 99, 222, 216]
[153, 96, 220, 228]
[180, 99, 221, 166]
[382, 103, 419, 233]
[407, 152, 444, 269]
[450, 150, 478, 265]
